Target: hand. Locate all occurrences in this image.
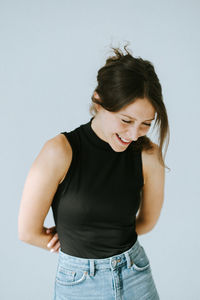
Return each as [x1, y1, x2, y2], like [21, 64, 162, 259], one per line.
[46, 226, 60, 253]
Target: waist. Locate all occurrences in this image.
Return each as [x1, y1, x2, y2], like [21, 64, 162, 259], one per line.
[58, 238, 142, 272]
[57, 224, 138, 259]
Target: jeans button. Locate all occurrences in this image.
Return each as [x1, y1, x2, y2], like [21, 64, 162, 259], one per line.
[112, 259, 117, 267]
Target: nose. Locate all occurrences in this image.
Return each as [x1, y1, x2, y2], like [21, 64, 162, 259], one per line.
[126, 126, 140, 141]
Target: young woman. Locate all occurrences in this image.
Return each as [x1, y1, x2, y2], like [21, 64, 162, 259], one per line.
[18, 45, 169, 299]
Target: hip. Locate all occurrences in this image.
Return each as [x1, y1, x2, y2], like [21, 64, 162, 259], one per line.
[53, 238, 160, 300]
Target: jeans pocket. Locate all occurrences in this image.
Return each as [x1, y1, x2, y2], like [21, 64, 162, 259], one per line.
[56, 265, 88, 286]
[131, 246, 150, 272]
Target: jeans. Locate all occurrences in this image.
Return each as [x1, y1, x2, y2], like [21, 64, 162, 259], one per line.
[53, 239, 160, 299]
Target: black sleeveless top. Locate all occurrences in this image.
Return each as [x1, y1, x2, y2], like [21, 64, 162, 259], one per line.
[51, 117, 144, 259]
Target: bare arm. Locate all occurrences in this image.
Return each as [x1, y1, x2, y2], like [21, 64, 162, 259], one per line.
[18, 134, 71, 251]
[136, 143, 165, 235]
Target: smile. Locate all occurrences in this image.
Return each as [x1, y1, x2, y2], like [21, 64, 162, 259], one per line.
[116, 133, 132, 145]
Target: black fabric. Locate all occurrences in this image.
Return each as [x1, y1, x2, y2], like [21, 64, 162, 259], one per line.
[51, 117, 144, 259]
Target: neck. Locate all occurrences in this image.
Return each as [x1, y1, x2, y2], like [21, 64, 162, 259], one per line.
[91, 116, 108, 143]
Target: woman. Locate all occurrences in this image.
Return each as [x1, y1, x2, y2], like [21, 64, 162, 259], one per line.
[18, 44, 169, 299]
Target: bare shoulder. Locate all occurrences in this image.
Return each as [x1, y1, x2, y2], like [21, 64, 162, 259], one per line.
[43, 133, 71, 160]
[40, 133, 72, 184]
[141, 141, 162, 185]
[47, 133, 72, 154]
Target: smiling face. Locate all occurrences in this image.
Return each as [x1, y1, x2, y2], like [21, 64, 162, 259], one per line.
[91, 94, 156, 152]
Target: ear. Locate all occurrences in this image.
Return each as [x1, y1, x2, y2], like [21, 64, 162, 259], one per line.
[93, 91, 102, 112]
[93, 91, 101, 100]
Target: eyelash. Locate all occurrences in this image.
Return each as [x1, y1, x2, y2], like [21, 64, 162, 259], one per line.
[121, 119, 151, 126]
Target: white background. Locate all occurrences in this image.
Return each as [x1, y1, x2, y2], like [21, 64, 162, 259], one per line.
[1, 0, 199, 299]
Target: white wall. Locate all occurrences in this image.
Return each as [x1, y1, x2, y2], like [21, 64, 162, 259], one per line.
[1, 0, 199, 299]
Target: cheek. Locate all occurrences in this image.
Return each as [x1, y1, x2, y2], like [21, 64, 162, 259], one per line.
[140, 127, 150, 135]
[114, 124, 123, 134]
[109, 121, 121, 133]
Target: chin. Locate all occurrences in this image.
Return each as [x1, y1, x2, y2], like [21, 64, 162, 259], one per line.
[111, 145, 127, 152]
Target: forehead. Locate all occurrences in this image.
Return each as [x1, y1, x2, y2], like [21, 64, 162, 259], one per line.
[118, 98, 155, 119]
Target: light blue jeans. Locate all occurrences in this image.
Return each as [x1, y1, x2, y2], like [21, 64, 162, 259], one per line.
[53, 239, 160, 299]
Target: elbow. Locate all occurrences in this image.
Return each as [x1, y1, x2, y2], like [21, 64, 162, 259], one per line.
[18, 221, 28, 242]
[18, 216, 37, 242]
[18, 230, 31, 242]
[18, 224, 45, 243]
[18, 221, 34, 243]
[18, 215, 27, 241]
[135, 216, 158, 235]
[147, 217, 160, 232]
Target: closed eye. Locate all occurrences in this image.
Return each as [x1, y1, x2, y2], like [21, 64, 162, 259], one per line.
[121, 119, 151, 126]
[121, 119, 131, 124]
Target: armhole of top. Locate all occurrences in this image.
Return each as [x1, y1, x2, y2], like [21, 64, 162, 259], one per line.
[57, 131, 77, 190]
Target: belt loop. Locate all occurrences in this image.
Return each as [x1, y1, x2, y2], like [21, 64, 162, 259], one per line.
[89, 259, 95, 277]
[124, 252, 132, 268]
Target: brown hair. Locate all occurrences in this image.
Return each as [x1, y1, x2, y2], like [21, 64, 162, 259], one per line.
[89, 44, 170, 170]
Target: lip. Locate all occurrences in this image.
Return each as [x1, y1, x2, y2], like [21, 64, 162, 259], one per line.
[116, 133, 132, 145]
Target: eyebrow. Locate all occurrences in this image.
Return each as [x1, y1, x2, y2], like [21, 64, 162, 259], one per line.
[120, 114, 155, 121]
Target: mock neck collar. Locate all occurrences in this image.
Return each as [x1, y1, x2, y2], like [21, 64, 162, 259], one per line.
[81, 117, 134, 153]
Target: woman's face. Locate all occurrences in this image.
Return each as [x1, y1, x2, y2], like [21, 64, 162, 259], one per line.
[91, 95, 156, 152]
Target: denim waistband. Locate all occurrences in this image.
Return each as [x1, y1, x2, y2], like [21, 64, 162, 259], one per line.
[58, 239, 142, 276]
